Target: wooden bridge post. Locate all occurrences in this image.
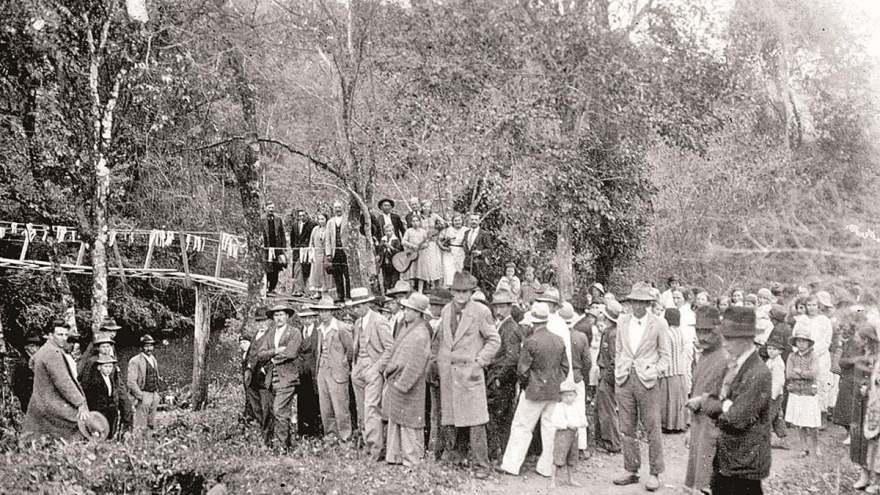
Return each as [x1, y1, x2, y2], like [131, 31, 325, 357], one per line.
[191, 284, 211, 410]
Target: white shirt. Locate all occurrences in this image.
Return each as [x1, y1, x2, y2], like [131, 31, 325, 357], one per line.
[274, 324, 288, 350]
[318, 318, 339, 338]
[467, 227, 480, 248]
[142, 353, 157, 370]
[628, 314, 647, 351]
[63, 353, 78, 380]
[382, 213, 393, 227]
[303, 323, 314, 340]
[102, 373, 113, 396]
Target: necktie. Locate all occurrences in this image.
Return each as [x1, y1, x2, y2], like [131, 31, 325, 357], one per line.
[719, 357, 739, 400]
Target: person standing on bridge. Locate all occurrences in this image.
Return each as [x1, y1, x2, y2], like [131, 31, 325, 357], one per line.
[325, 201, 351, 302]
[263, 202, 287, 295]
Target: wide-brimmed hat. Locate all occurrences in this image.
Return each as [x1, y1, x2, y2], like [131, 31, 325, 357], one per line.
[450, 271, 478, 291]
[589, 282, 606, 295]
[667, 275, 679, 285]
[24, 334, 43, 345]
[254, 307, 269, 322]
[78, 411, 110, 440]
[378, 198, 395, 209]
[309, 296, 339, 311]
[535, 287, 561, 305]
[266, 303, 296, 317]
[789, 327, 815, 346]
[427, 289, 452, 307]
[558, 302, 576, 323]
[816, 290, 834, 308]
[623, 282, 656, 302]
[140, 334, 156, 345]
[757, 288, 774, 302]
[100, 318, 121, 331]
[602, 300, 622, 323]
[490, 289, 515, 305]
[297, 310, 318, 318]
[401, 292, 433, 318]
[765, 333, 787, 350]
[345, 287, 375, 307]
[471, 290, 488, 304]
[386, 280, 412, 296]
[770, 282, 785, 296]
[695, 306, 721, 330]
[720, 307, 756, 338]
[529, 302, 550, 323]
[744, 294, 758, 305]
[92, 334, 115, 346]
[95, 354, 117, 365]
[768, 304, 787, 323]
[664, 308, 681, 327]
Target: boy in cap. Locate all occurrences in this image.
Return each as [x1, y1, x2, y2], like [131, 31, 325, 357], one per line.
[549, 381, 587, 488]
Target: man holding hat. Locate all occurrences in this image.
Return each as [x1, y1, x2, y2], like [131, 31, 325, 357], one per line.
[499, 302, 569, 475]
[595, 300, 622, 453]
[256, 304, 303, 448]
[295, 307, 322, 437]
[311, 296, 354, 442]
[613, 282, 671, 492]
[242, 307, 274, 437]
[684, 306, 728, 493]
[128, 334, 161, 433]
[485, 288, 522, 460]
[263, 201, 288, 294]
[702, 307, 772, 494]
[437, 271, 500, 471]
[22, 319, 89, 441]
[348, 288, 393, 460]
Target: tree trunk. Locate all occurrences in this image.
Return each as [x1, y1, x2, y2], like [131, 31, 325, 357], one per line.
[48, 240, 79, 336]
[191, 284, 211, 410]
[91, 154, 111, 332]
[555, 222, 574, 299]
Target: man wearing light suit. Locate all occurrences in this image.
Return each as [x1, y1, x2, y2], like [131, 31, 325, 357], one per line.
[310, 296, 354, 441]
[612, 282, 671, 492]
[256, 304, 303, 449]
[347, 288, 394, 459]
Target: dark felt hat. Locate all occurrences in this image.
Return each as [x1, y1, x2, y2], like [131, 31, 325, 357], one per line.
[664, 308, 681, 327]
[140, 334, 156, 345]
[378, 198, 395, 209]
[768, 304, 787, 323]
[450, 271, 478, 291]
[266, 303, 296, 316]
[428, 289, 453, 306]
[720, 307, 756, 338]
[695, 306, 721, 330]
[92, 333, 115, 346]
[25, 334, 43, 345]
[765, 332, 787, 350]
[254, 307, 269, 322]
[95, 354, 117, 364]
[78, 411, 110, 440]
[100, 318, 121, 331]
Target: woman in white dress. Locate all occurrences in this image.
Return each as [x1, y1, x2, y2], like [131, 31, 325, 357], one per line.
[308, 213, 334, 297]
[402, 216, 433, 292]
[438, 213, 466, 287]
[419, 200, 445, 288]
[793, 295, 835, 420]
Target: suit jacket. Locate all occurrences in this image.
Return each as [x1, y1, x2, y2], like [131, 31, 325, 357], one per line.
[704, 352, 772, 481]
[298, 323, 320, 379]
[21, 339, 86, 441]
[570, 329, 591, 384]
[263, 215, 286, 248]
[353, 309, 393, 371]
[316, 318, 354, 383]
[243, 325, 271, 388]
[256, 323, 303, 389]
[127, 353, 160, 401]
[290, 220, 315, 249]
[323, 216, 350, 257]
[614, 312, 671, 389]
[462, 227, 490, 267]
[518, 327, 569, 402]
[382, 320, 432, 428]
[370, 212, 406, 243]
[487, 316, 521, 387]
[83, 369, 119, 414]
[437, 300, 501, 426]
[597, 324, 617, 385]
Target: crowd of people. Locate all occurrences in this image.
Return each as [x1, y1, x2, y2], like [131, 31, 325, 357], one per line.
[9, 196, 880, 495]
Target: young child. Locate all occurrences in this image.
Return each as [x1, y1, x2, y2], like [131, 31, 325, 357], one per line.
[550, 381, 587, 488]
[765, 335, 788, 449]
[785, 327, 822, 457]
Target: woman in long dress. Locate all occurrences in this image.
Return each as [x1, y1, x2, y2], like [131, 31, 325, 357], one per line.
[402, 216, 432, 292]
[438, 213, 466, 287]
[308, 213, 333, 296]
[659, 308, 690, 432]
[419, 200, 445, 288]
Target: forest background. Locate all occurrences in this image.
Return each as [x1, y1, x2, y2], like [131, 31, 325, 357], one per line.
[1, 0, 879, 359]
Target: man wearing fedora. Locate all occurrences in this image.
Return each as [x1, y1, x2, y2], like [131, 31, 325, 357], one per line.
[128, 334, 161, 433]
[295, 308, 323, 437]
[462, 215, 490, 287]
[290, 209, 315, 295]
[486, 288, 522, 461]
[499, 302, 569, 475]
[702, 307, 772, 495]
[22, 319, 89, 441]
[311, 296, 355, 442]
[385, 280, 412, 339]
[243, 307, 276, 440]
[256, 304, 303, 448]
[437, 271, 500, 472]
[325, 200, 352, 302]
[263, 201, 288, 295]
[348, 288, 394, 459]
[371, 198, 406, 244]
[613, 282, 671, 492]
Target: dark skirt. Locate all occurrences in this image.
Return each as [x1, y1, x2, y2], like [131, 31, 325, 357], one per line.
[659, 375, 689, 431]
[851, 387, 869, 465]
[834, 368, 855, 427]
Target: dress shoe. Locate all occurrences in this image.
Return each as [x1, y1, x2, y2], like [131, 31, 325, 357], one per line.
[645, 474, 660, 492]
[612, 473, 640, 486]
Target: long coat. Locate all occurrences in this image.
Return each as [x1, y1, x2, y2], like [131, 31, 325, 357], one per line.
[704, 351, 773, 481]
[257, 324, 304, 390]
[685, 345, 729, 490]
[382, 320, 432, 428]
[21, 339, 86, 441]
[437, 300, 501, 427]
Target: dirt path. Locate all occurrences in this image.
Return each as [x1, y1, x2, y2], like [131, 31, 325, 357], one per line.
[449, 429, 848, 495]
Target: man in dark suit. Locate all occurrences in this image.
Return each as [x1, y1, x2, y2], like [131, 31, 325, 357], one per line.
[242, 308, 274, 440]
[499, 302, 569, 475]
[702, 307, 772, 495]
[372, 198, 406, 244]
[289, 209, 315, 295]
[463, 214, 491, 286]
[296, 309, 322, 437]
[486, 289, 522, 460]
[262, 202, 287, 294]
[404, 196, 421, 229]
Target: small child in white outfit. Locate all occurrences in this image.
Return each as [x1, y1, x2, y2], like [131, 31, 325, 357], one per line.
[550, 381, 588, 488]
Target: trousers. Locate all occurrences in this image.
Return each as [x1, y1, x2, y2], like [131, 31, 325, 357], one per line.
[442, 425, 490, 468]
[272, 374, 297, 447]
[711, 472, 763, 495]
[617, 372, 665, 475]
[352, 359, 385, 457]
[296, 370, 321, 437]
[486, 379, 517, 460]
[317, 367, 352, 441]
[595, 378, 621, 451]
[134, 391, 159, 431]
[386, 422, 424, 466]
[499, 393, 556, 476]
[330, 250, 351, 301]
